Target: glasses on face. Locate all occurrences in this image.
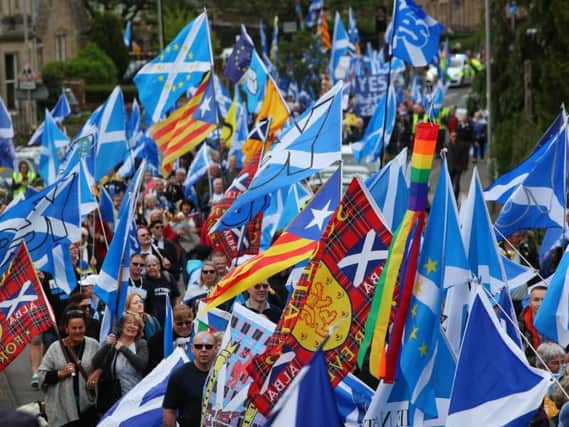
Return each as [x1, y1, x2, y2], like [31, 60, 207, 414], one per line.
[202, 270, 216, 275]
[131, 262, 144, 267]
[153, 224, 164, 229]
[175, 320, 193, 327]
[79, 304, 91, 310]
[193, 343, 214, 350]
[139, 233, 149, 238]
[254, 284, 270, 290]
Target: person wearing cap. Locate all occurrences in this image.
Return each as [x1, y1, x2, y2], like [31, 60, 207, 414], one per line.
[519, 283, 547, 365]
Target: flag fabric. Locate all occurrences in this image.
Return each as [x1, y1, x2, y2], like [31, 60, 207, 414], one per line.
[224, 25, 255, 84]
[183, 143, 210, 196]
[39, 111, 68, 185]
[447, 287, 551, 427]
[28, 92, 72, 146]
[348, 7, 360, 48]
[484, 109, 566, 202]
[123, 20, 132, 48]
[194, 301, 230, 334]
[260, 19, 270, 65]
[306, 0, 323, 27]
[99, 185, 116, 230]
[0, 96, 15, 169]
[360, 123, 438, 380]
[330, 12, 353, 83]
[496, 286, 523, 348]
[118, 131, 160, 179]
[399, 156, 465, 422]
[460, 168, 507, 294]
[134, 12, 212, 123]
[534, 245, 569, 346]
[494, 117, 567, 238]
[98, 348, 189, 426]
[43, 243, 78, 295]
[318, 10, 331, 51]
[502, 255, 537, 293]
[202, 167, 341, 313]
[150, 71, 217, 174]
[366, 147, 409, 232]
[221, 82, 343, 225]
[352, 83, 397, 163]
[270, 16, 279, 64]
[428, 80, 447, 121]
[247, 177, 392, 415]
[388, 0, 444, 67]
[0, 96, 14, 139]
[265, 350, 342, 427]
[163, 293, 174, 357]
[0, 243, 54, 372]
[241, 49, 269, 114]
[255, 75, 290, 139]
[127, 98, 141, 142]
[335, 373, 374, 427]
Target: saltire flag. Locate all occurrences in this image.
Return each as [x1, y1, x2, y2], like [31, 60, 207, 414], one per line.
[99, 185, 116, 230]
[306, 0, 323, 27]
[224, 25, 255, 84]
[265, 350, 342, 427]
[149, 71, 217, 174]
[399, 156, 466, 423]
[247, 176, 392, 415]
[494, 116, 568, 238]
[447, 287, 551, 426]
[501, 255, 536, 293]
[330, 12, 354, 83]
[183, 143, 210, 197]
[0, 243, 54, 372]
[0, 96, 15, 169]
[366, 147, 409, 232]
[134, 12, 212, 123]
[535, 244, 569, 346]
[352, 83, 397, 163]
[39, 110, 68, 185]
[496, 286, 523, 348]
[44, 243, 77, 295]
[123, 20, 132, 48]
[335, 373, 374, 427]
[485, 108, 566, 202]
[213, 74, 233, 118]
[163, 293, 174, 357]
[126, 98, 141, 142]
[118, 131, 160, 179]
[202, 167, 341, 313]
[206, 152, 264, 261]
[194, 301, 230, 334]
[428, 80, 447, 121]
[0, 171, 82, 271]
[216, 82, 342, 230]
[270, 16, 279, 64]
[225, 90, 248, 168]
[98, 348, 189, 426]
[348, 8, 360, 50]
[359, 123, 438, 380]
[387, 0, 444, 67]
[94, 163, 145, 334]
[27, 92, 72, 146]
[318, 10, 331, 51]
[410, 75, 422, 105]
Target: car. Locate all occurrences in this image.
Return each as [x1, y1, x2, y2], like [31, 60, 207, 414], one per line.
[447, 54, 475, 87]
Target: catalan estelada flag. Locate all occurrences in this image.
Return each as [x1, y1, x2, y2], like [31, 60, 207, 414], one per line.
[149, 71, 217, 174]
[318, 10, 331, 51]
[359, 123, 438, 380]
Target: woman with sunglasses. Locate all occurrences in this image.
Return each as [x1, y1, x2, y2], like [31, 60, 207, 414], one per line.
[38, 308, 100, 427]
[245, 281, 282, 323]
[125, 292, 161, 340]
[183, 260, 217, 309]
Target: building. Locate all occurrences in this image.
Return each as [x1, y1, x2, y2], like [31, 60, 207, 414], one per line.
[415, 0, 483, 33]
[0, 0, 89, 135]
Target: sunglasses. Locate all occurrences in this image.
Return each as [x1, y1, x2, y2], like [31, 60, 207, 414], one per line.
[131, 262, 144, 267]
[175, 320, 193, 327]
[79, 304, 91, 310]
[153, 225, 164, 229]
[193, 343, 214, 350]
[254, 284, 270, 290]
[139, 233, 149, 238]
[202, 270, 216, 274]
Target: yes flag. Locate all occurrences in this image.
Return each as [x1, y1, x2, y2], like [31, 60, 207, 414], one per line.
[0, 243, 53, 372]
[134, 13, 213, 123]
[388, 0, 444, 67]
[447, 287, 551, 426]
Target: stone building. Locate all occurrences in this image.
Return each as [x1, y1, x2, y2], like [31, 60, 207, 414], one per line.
[415, 0, 484, 32]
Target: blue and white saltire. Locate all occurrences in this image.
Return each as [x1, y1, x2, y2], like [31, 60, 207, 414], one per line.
[535, 245, 569, 346]
[351, 83, 397, 163]
[330, 12, 354, 83]
[460, 168, 507, 294]
[228, 91, 247, 168]
[126, 98, 141, 142]
[335, 374, 373, 427]
[496, 286, 523, 348]
[28, 92, 72, 146]
[410, 75, 422, 105]
[163, 293, 174, 358]
[43, 244, 77, 295]
[485, 108, 567, 202]
[494, 118, 568, 238]
[123, 20, 132, 48]
[447, 287, 551, 427]
[0, 171, 81, 271]
[183, 143, 210, 196]
[387, 0, 444, 67]
[98, 348, 189, 426]
[0, 96, 14, 139]
[213, 75, 232, 119]
[348, 7, 360, 46]
[118, 131, 160, 179]
[428, 80, 447, 121]
[39, 111, 67, 185]
[266, 350, 342, 427]
[501, 255, 537, 293]
[99, 186, 116, 230]
[212, 82, 343, 232]
[240, 49, 269, 114]
[306, 0, 323, 28]
[134, 12, 213, 123]
[400, 156, 465, 424]
[94, 164, 145, 329]
[366, 147, 408, 232]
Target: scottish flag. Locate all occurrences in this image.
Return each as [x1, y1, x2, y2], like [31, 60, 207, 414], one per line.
[485, 109, 566, 202]
[134, 12, 213, 123]
[39, 111, 68, 185]
[348, 8, 360, 46]
[163, 293, 174, 357]
[496, 286, 523, 348]
[43, 244, 77, 295]
[0, 96, 14, 140]
[215, 82, 343, 230]
[447, 287, 551, 426]
[428, 80, 447, 121]
[118, 131, 160, 179]
[99, 186, 116, 230]
[535, 245, 569, 346]
[352, 83, 397, 163]
[501, 255, 537, 293]
[335, 374, 373, 427]
[183, 143, 210, 196]
[306, 0, 323, 27]
[28, 92, 72, 146]
[99, 348, 189, 426]
[126, 99, 141, 142]
[330, 12, 354, 83]
[388, 0, 444, 67]
[123, 20, 132, 48]
[0, 97, 15, 169]
[366, 148, 408, 232]
[495, 118, 567, 239]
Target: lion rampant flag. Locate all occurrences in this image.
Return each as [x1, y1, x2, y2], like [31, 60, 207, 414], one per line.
[246, 176, 392, 415]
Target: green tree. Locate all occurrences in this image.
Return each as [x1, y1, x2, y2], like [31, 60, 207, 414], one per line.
[90, 13, 130, 81]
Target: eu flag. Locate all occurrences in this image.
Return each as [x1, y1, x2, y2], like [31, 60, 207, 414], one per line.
[225, 25, 254, 84]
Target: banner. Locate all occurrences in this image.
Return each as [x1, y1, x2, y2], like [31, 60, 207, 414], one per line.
[353, 71, 389, 117]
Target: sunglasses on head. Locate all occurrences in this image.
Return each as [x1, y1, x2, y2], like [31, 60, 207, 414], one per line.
[254, 284, 269, 290]
[194, 343, 214, 350]
[175, 320, 192, 327]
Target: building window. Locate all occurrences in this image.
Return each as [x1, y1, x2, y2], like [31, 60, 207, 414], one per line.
[4, 53, 17, 109]
[55, 33, 66, 61]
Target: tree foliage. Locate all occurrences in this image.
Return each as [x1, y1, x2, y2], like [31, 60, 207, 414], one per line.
[89, 13, 130, 80]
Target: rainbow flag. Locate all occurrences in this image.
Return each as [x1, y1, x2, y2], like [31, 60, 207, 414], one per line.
[358, 123, 438, 380]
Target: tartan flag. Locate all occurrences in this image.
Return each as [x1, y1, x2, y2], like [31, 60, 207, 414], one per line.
[247, 177, 392, 415]
[0, 243, 53, 372]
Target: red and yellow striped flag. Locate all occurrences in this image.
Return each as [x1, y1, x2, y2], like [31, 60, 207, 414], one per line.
[318, 10, 331, 50]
